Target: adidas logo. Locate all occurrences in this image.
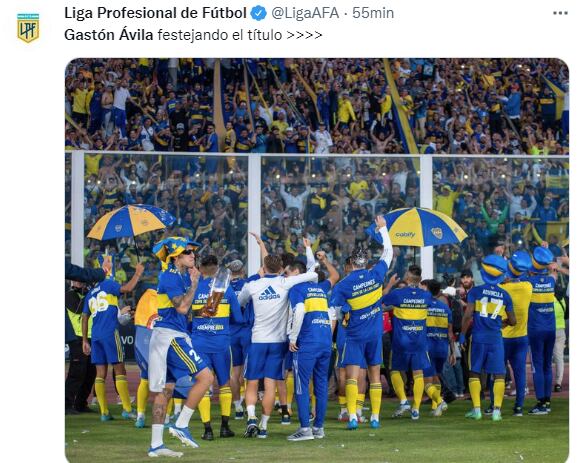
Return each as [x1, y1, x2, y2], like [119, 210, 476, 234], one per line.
[258, 285, 280, 301]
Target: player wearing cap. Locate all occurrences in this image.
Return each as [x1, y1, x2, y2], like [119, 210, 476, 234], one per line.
[81, 257, 144, 422]
[382, 265, 432, 421]
[459, 255, 516, 422]
[147, 238, 214, 457]
[526, 246, 557, 415]
[333, 216, 393, 430]
[498, 251, 533, 416]
[286, 239, 340, 441]
[189, 255, 243, 440]
[238, 248, 318, 439]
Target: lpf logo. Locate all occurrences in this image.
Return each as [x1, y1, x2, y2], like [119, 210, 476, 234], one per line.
[17, 13, 39, 43]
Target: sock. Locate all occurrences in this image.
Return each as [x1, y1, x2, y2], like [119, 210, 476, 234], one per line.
[370, 383, 382, 416]
[198, 393, 211, 423]
[390, 371, 407, 402]
[234, 398, 243, 411]
[425, 383, 442, 409]
[260, 414, 270, 430]
[240, 384, 245, 397]
[165, 398, 173, 423]
[493, 379, 505, 409]
[370, 413, 379, 422]
[435, 384, 442, 403]
[115, 375, 132, 413]
[204, 421, 212, 432]
[346, 379, 358, 419]
[94, 377, 109, 415]
[174, 398, 183, 416]
[281, 404, 289, 416]
[151, 424, 164, 448]
[286, 375, 294, 409]
[219, 386, 233, 418]
[247, 404, 256, 420]
[357, 393, 365, 416]
[412, 374, 424, 410]
[339, 395, 347, 414]
[137, 379, 149, 415]
[469, 378, 482, 410]
[175, 405, 194, 428]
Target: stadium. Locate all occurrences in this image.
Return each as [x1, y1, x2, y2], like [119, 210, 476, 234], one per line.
[65, 58, 569, 462]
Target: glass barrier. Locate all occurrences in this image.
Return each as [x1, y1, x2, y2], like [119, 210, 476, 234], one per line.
[261, 155, 421, 276]
[432, 156, 569, 285]
[83, 152, 249, 303]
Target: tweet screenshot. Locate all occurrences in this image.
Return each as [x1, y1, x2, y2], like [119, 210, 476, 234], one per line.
[3, 0, 577, 461]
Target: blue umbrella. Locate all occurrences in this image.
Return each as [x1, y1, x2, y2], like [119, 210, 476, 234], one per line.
[365, 207, 467, 247]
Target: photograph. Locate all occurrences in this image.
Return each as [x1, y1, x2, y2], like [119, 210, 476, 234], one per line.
[64, 57, 569, 462]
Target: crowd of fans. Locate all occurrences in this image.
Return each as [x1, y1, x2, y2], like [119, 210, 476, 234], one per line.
[65, 58, 568, 156]
[64, 58, 569, 292]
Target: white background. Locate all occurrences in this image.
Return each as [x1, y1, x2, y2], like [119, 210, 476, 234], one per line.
[1, 0, 577, 460]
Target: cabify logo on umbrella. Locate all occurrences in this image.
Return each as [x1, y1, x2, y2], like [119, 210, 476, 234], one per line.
[366, 207, 467, 247]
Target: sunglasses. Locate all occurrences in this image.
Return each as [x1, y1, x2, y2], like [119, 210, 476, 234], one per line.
[181, 249, 196, 256]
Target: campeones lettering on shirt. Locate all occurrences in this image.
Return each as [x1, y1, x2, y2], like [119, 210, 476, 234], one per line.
[334, 261, 388, 340]
[190, 277, 241, 353]
[426, 297, 452, 355]
[289, 280, 332, 348]
[525, 274, 556, 332]
[382, 286, 432, 353]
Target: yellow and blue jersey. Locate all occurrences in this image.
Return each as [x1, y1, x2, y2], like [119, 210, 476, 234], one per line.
[156, 266, 191, 333]
[382, 286, 432, 353]
[333, 261, 388, 341]
[467, 284, 514, 344]
[289, 280, 333, 349]
[426, 297, 452, 356]
[189, 277, 243, 353]
[134, 288, 160, 329]
[82, 278, 122, 341]
[501, 280, 533, 339]
[230, 275, 259, 337]
[526, 274, 555, 332]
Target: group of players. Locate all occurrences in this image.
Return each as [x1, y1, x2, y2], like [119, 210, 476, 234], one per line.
[78, 214, 559, 457]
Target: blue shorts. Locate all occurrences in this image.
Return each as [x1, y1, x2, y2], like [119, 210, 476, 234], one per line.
[230, 331, 251, 367]
[135, 326, 151, 380]
[196, 348, 232, 386]
[469, 339, 505, 375]
[165, 337, 208, 384]
[336, 339, 367, 369]
[341, 336, 382, 368]
[390, 349, 430, 372]
[91, 330, 124, 365]
[244, 342, 287, 380]
[285, 350, 293, 371]
[423, 351, 447, 377]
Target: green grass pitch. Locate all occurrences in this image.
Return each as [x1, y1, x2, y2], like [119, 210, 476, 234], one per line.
[66, 398, 568, 463]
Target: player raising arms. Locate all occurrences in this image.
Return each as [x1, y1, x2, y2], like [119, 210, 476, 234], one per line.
[147, 238, 214, 457]
[286, 239, 340, 441]
[333, 215, 393, 430]
[238, 246, 318, 439]
[460, 254, 516, 422]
